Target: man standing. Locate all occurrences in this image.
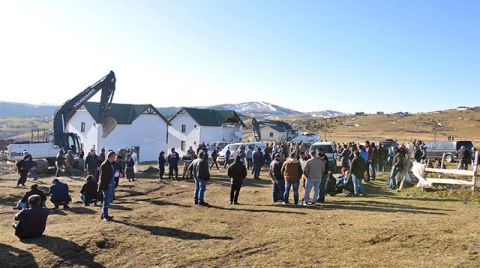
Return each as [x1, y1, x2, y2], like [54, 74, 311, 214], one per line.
[158, 151, 166, 180]
[23, 151, 38, 181]
[99, 148, 106, 164]
[167, 148, 180, 180]
[339, 144, 351, 169]
[246, 146, 253, 171]
[317, 148, 330, 204]
[99, 151, 116, 221]
[189, 151, 210, 205]
[210, 147, 220, 170]
[13, 195, 49, 239]
[252, 147, 264, 180]
[350, 150, 366, 195]
[281, 153, 303, 206]
[389, 147, 404, 189]
[227, 155, 247, 205]
[64, 150, 74, 177]
[182, 151, 194, 179]
[303, 150, 325, 206]
[458, 146, 471, 170]
[377, 143, 388, 172]
[224, 147, 232, 169]
[16, 155, 30, 187]
[85, 149, 100, 181]
[269, 153, 285, 204]
[55, 150, 65, 177]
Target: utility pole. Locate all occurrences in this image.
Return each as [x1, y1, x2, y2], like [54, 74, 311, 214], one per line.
[324, 117, 328, 141]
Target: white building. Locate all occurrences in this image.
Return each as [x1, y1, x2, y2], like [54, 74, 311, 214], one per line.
[457, 106, 469, 111]
[258, 120, 293, 142]
[168, 108, 245, 155]
[67, 102, 169, 162]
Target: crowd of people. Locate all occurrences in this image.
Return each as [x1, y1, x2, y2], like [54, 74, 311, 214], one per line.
[11, 138, 478, 240]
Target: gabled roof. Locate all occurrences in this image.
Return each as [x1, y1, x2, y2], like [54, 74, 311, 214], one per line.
[169, 107, 246, 127]
[83, 102, 169, 125]
[259, 120, 292, 133]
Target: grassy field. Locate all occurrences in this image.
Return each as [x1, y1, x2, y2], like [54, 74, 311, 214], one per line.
[271, 108, 480, 145]
[1, 164, 479, 267]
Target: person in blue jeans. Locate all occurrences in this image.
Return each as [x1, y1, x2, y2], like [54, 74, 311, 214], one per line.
[317, 148, 330, 203]
[389, 147, 404, 189]
[303, 149, 325, 205]
[99, 151, 117, 221]
[189, 151, 210, 205]
[349, 150, 366, 195]
[281, 153, 303, 205]
[252, 147, 264, 179]
[269, 153, 285, 203]
[24, 152, 38, 180]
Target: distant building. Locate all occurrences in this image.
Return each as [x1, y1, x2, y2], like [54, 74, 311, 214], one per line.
[257, 120, 293, 141]
[67, 102, 169, 162]
[355, 112, 365, 116]
[457, 106, 469, 111]
[168, 108, 245, 155]
[376, 111, 385, 115]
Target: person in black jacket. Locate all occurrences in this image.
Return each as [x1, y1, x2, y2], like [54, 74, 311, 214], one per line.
[188, 151, 210, 205]
[85, 149, 100, 181]
[16, 155, 30, 187]
[269, 153, 285, 203]
[13, 195, 49, 239]
[98, 151, 116, 221]
[158, 151, 167, 180]
[349, 150, 366, 195]
[227, 155, 247, 205]
[16, 184, 47, 209]
[80, 175, 98, 206]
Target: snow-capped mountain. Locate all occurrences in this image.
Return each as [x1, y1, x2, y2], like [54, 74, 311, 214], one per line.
[207, 101, 303, 118]
[307, 110, 346, 118]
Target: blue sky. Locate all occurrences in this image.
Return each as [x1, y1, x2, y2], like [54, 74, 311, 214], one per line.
[0, 0, 479, 113]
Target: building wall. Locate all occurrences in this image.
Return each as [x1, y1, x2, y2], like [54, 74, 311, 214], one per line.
[260, 126, 286, 141]
[68, 110, 168, 162]
[222, 125, 243, 143]
[67, 109, 99, 153]
[168, 111, 200, 155]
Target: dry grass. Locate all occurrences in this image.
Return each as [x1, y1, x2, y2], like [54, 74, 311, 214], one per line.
[269, 108, 480, 145]
[1, 165, 479, 267]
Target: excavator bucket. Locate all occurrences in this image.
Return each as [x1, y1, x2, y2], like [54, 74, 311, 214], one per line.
[102, 115, 117, 138]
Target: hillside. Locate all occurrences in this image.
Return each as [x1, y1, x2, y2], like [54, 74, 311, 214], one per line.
[0, 102, 57, 117]
[288, 108, 480, 145]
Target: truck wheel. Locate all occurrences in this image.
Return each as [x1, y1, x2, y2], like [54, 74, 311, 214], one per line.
[445, 154, 453, 163]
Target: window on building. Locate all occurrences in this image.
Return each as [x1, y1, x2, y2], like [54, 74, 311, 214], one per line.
[269, 132, 274, 138]
[181, 141, 186, 151]
[181, 124, 186, 133]
[81, 122, 86, 132]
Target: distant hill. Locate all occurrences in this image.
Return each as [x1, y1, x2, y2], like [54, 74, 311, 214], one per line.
[0, 102, 57, 117]
[0, 101, 344, 120]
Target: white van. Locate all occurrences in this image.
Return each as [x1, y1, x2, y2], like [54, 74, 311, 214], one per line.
[217, 142, 266, 165]
[309, 142, 337, 171]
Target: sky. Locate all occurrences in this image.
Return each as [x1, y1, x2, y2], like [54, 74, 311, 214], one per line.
[0, 0, 479, 113]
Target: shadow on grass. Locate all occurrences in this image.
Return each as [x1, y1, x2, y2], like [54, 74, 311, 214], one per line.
[320, 200, 451, 215]
[109, 204, 133, 211]
[0, 243, 38, 268]
[114, 220, 233, 240]
[207, 204, 307, 215]
[149, 199, 190, 208]
[67, 207, 97, 215]
[21, 235, 104, 268]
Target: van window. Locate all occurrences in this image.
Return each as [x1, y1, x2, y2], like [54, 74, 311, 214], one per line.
[311, 145, 334, 154]
[457, 141, 473, 150]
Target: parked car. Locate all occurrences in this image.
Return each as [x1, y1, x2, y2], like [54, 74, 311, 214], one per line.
[309, 142, 337, 172]
[379, 139, 399, 148]
[424, 140, 474, 163]
[217, 142, 266, 165]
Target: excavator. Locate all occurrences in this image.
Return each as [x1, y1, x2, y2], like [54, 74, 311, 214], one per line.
[7, 71, 118, 165]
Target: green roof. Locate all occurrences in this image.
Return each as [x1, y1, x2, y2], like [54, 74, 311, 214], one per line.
[170, 107, 245, 127]
[83, 102, 169, 125]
